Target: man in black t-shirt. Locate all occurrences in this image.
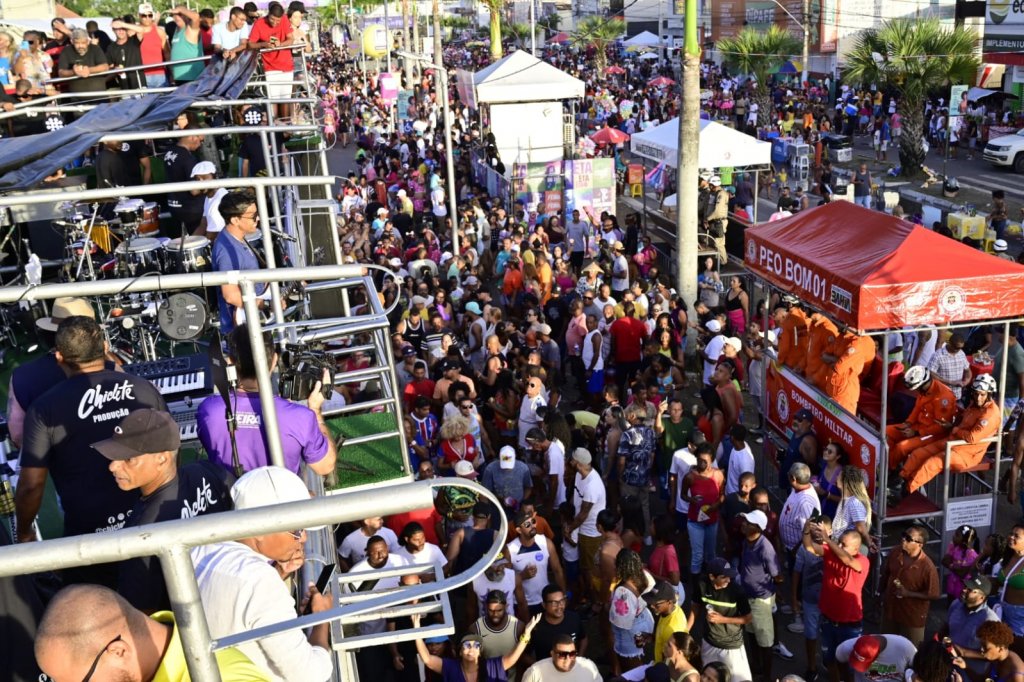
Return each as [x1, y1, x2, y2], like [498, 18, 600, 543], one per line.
[694, 557, 753, 681]
[15, 316, 166, 587]
[530, 585, 587, 661]
[107, 19, 145, 89]
[163, 129, 206, 232]
[96, 139, 152, 191]
[56, 29, 109, 95]
[776, 186, 798, 213]
[93, 409, 234, 612]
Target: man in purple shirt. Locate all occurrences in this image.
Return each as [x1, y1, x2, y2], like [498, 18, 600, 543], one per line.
[196, 323, 337, 476]
[738, 509, 782, 682]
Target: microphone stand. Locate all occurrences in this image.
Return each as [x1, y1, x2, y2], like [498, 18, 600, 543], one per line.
[209, 334, 243, 477]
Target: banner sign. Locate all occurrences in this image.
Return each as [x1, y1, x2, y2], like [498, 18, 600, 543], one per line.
[565, 159, 616, 222]
[513, 161, 565, 218]
[378, 72, 399, 105]
[764, 362, 881, 494]
[397, 89, 415, 121]
[711, 0, 829, 52]
[985, 0, 1024, 53]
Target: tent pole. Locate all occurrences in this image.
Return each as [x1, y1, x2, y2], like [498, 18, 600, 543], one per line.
[876, 330, 890, 583]
[994, 321, 1011, 532]
[753, 170, 759, 223]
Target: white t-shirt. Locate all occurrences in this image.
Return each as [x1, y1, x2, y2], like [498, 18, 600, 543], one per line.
[703, 334, 726, 384]
[191, 541, 334, 682]
[337, 525, 399, 565]
[835, 635, 917, 682]
[582, 329, 604, 371]
[722, 443, 755, 495]
[395, 542, 446, 571]
[611, 254, 629, 291]
[211, 21, 251, 50]
[522, 656, 602, 682]
[347, 553, 409, 635]
[574, 469, 607, 537]
[203, 187, 228, 234]
[548, 438, 567, 506]
[669, 448, 698, 513]
[508, 535, 552, 606]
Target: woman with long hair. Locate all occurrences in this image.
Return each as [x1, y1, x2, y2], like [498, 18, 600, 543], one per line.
[609, 548, 654, 675]
[997, 524, 1024, 640]
[813, 442, 848, 519]
[724, 275, 749, 335]
[830, 465, 877, 553]
[701, 661, 731, 682]
[602, 404, 628, 509]
[665, 632, 704, 681]
[437, 415, 480, 475]
[0, 32, 15, 87]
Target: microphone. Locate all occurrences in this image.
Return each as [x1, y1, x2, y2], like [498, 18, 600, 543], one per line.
[269, 229, 298, 243]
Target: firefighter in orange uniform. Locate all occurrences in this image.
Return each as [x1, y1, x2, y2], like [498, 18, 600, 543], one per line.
[801, 311, 839, 389]
[898, 373, 1001, 495]
[776, 295, 809, 369]
[885, 366, 957, 473]
[822, 326, 876, 414]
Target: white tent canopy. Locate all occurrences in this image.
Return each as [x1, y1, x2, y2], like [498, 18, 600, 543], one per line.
[473, 50, 585, 105]
[629, 118, 771, 169]
[623, 31, 660, 48]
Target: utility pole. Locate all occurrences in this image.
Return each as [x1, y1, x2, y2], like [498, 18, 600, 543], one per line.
[529, 0, 536, 56]
[801, 0, 810, 86]
[675, 0, 699, 304]
[384, 0, 393, 72]
[402, 0, 414, 86]
[432, 0, 442, 62]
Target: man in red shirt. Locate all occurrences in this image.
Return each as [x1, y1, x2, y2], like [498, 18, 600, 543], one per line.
[802, 522, 870, 682]
[609, 301, 648, 391]
[402, 360, 435, 411]
[247, 2, 294, 119]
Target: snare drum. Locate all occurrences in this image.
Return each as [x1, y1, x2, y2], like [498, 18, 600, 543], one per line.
[113, 198, 146, 229]
[114, 237, 164, 277]
[163, 236, 211, 274]
[138, 202, 160, 235]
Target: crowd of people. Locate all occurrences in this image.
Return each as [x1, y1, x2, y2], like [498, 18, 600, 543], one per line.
[5, 10, 1024, 682]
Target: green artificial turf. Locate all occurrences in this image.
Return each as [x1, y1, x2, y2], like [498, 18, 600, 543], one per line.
[324, 410, 409, 490]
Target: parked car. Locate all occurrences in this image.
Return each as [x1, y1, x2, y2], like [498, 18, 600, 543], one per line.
[983, 129, 1024, 173]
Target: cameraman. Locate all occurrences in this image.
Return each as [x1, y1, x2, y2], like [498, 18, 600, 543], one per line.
[197, 324, 338, 476]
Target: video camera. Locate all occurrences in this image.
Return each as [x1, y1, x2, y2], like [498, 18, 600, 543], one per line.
[278, 343, 336, 402]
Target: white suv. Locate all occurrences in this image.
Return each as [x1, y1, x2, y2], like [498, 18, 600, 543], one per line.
[984, 129, 1024, 173]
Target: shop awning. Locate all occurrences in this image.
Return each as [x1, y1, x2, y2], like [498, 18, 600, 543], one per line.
[743, 202, 1024, 330]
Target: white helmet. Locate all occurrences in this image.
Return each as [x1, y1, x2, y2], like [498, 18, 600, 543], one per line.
[972, 373, 997, 394]
[903, 366, 931, 391]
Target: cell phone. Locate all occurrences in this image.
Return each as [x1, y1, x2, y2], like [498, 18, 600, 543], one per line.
[304, 563, 335, 614]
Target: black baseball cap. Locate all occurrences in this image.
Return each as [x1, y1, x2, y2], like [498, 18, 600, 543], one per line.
[92, 409, 180, 460]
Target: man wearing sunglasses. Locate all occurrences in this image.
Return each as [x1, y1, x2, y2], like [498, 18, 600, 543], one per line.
[114, 4, 169, 88]
[522, 633, 601, 681]
[191, 466, 334, 682]
[35, 584, 270, 682]
[93, 409, 234, 614]
[879, 524, 939, 647]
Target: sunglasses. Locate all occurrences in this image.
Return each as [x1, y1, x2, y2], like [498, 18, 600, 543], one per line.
[462, 641, 482, 650]
[901, 533, 923, 544]
[460, 404, 473, 410]
[140, 13, 153, 17]
[82, 634, 122, 682]
[26, 39, 38, 44]
[554, 650, 578, 659]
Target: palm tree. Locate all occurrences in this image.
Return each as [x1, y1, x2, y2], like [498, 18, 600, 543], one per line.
[502, 21, 531, 49]
[844, 18, 978, 177]
[571, 16, 624, 75]
[717, 26, 800, 129]
[481, 0, 505, 61]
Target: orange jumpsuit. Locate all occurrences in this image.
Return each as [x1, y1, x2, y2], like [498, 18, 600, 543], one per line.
[777, 308, 809, 369]
[824, 332, 876, 414]
[902, 398, 1001, 493]
[803, 314, 839, 389]
[885, 378, 957, 471]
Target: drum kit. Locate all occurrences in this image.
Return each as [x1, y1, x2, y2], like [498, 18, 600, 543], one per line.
[56, 198, 212, 283]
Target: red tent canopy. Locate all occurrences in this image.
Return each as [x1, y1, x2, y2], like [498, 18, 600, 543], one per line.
[743, 202, 1024, 330]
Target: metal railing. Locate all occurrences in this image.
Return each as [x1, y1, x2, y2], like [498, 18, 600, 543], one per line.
[0, 478, 508, 682]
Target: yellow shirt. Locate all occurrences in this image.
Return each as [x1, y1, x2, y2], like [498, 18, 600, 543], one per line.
[654, 604, 689, 663]
[151, 611, 271, 682]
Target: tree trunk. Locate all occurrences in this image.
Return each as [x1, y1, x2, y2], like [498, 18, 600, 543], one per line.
[899, 107, 927, 179]
[596, 43, 607, 74]
[489, 6, 503, 61]
[433, 0, 443, 67]
[753, 86, 772, 130]
[402, 0, 413, 86]
[676, 0, 700, 305]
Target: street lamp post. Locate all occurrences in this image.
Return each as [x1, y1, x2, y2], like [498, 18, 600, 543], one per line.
[397, 49, 460, 255]
[769, 0, 809, 85]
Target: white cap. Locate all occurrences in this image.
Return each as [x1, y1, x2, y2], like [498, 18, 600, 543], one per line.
[994, 239, 1009, 252]
[499, 446, 516, 470]
[397, 189, 407, 197]
[440, 251, 453, 262]
[705, 319, 722, 332]
[510, 244, 520, 252]
[190, 160, 217, 177]
[138, 2, 154, 14]
[411, 295, 428, 306]
[454, 460, 478, 479]
[231, 466, 324, 529]
[464, 275, 480, 286]
[710, 175, 722, 186]
[740, 509, 768, 531]
[572, 448, 593, 465]
[725, 337, 742, 351]
[535, 323, 552, 336]
[389, 257, 402, 268]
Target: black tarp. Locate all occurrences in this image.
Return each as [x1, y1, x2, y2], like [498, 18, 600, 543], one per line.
[0, 51, 259, 192]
